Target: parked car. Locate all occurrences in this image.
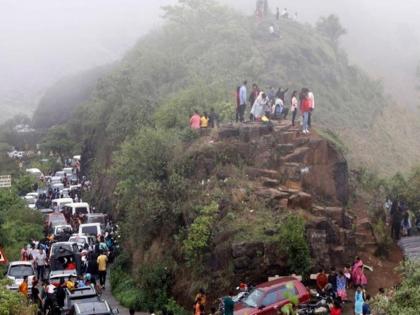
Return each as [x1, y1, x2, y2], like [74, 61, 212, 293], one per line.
[49, 242, 82, 275]
[52, 198, 74, 211]
[78, 223, 102, 237]
[234, 277, 310, 315]
[49, 269, 78, 287]
[62, 285, 101, 314]
[47, 212, 68, 229]
[55, 171, 66, 179]
[5, 261, 35, 293]
[69, 300, 119, 315]
[63, 202, 90, 217]
[23, 195, 37, 209]
[68, 234, 95, 251]
[63, 167, 74, 176]
[50, 176, 63, 185]
[85, 213, 107, 226]
[26, 168, 43, 179]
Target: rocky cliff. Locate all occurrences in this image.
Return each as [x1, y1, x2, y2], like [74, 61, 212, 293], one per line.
[166, 121, 357, 303]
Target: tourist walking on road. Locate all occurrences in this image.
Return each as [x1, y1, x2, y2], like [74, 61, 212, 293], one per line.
[97, 251, 108, 289]
[35, 247, 47, 281]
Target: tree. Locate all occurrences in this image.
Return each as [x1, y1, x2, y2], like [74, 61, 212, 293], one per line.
[316, 15, 347, 43]
[42, 126, 75, 165]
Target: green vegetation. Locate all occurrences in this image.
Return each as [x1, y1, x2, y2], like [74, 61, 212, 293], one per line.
[111, 255, 187, 315]
[0, 188, 43, 260]
[0, 279, 36, 315]
[42, 126, 76, 164]
[278, 216, 311, 275]
[373, 262, 420, 315]
[183, 202, 219, 262]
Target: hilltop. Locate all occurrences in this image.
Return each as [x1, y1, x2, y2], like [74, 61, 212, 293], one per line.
[34, 1, 418, 176]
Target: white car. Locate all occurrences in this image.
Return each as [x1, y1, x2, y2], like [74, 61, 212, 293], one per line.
[23, 196, 37, 209]
[68, 234, 95, 251]
[6, 261, 35, 293]
[55, 171, 66, 179]
[52, 198, 73, 211]
[26, 168, 43, 179]
[63, 168, 73, 176]
[54, 225, 73, 236]
[78, 223, 102, 237]
[50, 176, 62, 185]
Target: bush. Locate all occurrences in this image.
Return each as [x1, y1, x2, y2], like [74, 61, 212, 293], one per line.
[373, 262, 420, 315]
[372, 219, 392, 257]
[0, 279, 37, 315]
[278, 215, 311, 275]
[183, 202, 219, 262]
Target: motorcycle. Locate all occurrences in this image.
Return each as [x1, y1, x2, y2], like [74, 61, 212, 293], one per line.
[297, 299, 329, 315]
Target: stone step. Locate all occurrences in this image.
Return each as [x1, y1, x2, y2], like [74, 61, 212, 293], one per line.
[261, 177, 280, 188]
[281, 146, 311, 163]
[246, 167, 279, 179]
[288, 192, 312, 210]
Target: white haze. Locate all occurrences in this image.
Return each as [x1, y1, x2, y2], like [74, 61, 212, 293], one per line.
[0, 0, 419, 121]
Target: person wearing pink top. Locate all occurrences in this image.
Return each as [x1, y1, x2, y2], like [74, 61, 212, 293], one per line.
[190, 110, 201, 129]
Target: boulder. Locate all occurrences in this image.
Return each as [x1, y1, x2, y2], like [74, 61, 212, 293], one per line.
[288, 192, 313, 210]
[255, 188, 289, 201]
[276, 144, 295, 156]
[326, 207, 344, 226]
[261, 177, 280, 188]
[246, 167, 279, 180]
[232, 242, 264, 258]
[218, 127, 240, 139]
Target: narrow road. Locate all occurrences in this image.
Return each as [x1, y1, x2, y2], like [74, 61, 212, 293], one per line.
[398, 236, 420, 260]
[102, 271, 131, 315]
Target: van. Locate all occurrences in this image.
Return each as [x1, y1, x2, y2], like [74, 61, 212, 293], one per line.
[63, 202, 90, 217]
[63, 168, 73, 176]
[52, 198, 73, 211]
[55, 171, 65, 179]
[26, 168, 43, 179]
[78, 223, 102, 237]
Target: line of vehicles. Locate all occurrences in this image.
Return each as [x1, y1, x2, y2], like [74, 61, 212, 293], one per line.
[5, 157, 120, 315]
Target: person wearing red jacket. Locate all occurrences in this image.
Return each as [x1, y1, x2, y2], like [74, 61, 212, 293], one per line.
[300, 88, 311, 134]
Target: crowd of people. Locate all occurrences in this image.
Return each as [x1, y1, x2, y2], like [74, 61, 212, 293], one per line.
[236, 81, 315, 133]
[190, 108, 220, 130]
[385, 198, 417, 240]
[315, 257, 373, 315]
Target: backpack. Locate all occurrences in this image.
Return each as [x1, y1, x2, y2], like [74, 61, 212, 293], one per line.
[274, 104, 282, 117]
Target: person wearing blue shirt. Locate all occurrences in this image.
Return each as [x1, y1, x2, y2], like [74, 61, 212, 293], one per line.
[363, 294, 371, 315]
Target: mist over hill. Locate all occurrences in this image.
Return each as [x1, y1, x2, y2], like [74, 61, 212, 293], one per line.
[2, 0, 419, 124]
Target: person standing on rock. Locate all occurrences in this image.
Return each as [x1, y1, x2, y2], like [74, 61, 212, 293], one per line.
[239, 81, 248, 123]
[276, 87, 289, 103]
[308, 90, 315, 129]
[290, 91, 298, 126]
[190, 110, 201, 129]
[351, 257, 367, 288]
[249, 83, 260, 121]
[299, 88, 312, 134]
[354, 286, 365, 315]
[336, 270, 348, 301]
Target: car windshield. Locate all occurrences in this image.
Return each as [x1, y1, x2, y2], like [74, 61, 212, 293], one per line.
[9, 265, 34, 278]
[243, 289, 264, 308]
[81, 226, 98, 235]
[76, 207, 88, 215]
[69, 237, 87, 244]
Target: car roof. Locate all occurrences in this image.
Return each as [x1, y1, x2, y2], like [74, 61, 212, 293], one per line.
[66, 285, 97, 298]
[50, 270, 77, 277]
[9, 261, 33, 267]
[74, 301, 111, 314]
[68, 202, 89, 207]
[255, 277, 299, 291]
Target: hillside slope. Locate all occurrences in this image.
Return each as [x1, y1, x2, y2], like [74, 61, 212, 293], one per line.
[59, 1, 420, 177]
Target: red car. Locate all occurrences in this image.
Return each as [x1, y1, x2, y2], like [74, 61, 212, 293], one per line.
[234, 277, 310, 315]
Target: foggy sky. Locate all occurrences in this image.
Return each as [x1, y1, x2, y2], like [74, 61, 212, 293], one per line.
[1, 0, 419, 120]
